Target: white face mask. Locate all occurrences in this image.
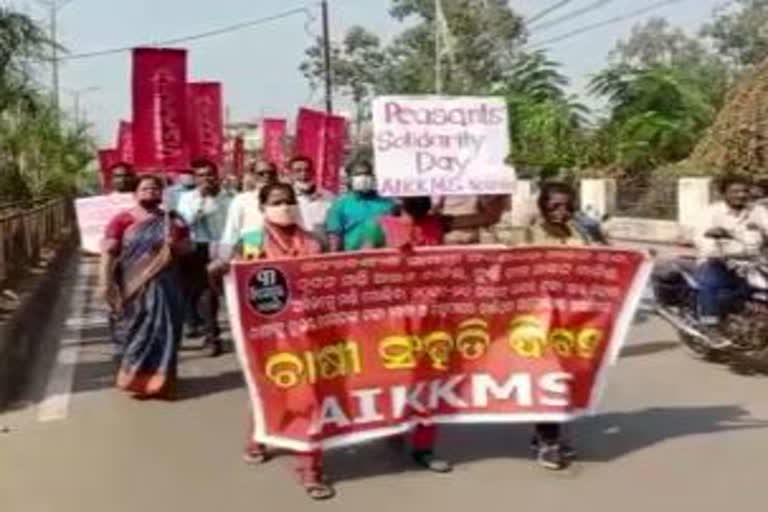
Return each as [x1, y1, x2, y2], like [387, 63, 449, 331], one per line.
[295, 180, 315, 194]
[179, 174, 195, 188]
[351, 175, 376, 193]
[264, 205, 299, 227]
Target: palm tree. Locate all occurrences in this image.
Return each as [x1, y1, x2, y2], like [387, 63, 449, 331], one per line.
[493, 50, 590, 177]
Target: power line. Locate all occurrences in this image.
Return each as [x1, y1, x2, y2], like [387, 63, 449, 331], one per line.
[529, 0, 615, 34]
[56, 5, 315, 62]
[526, 1, 577, 25]
[526, 0, 686, 50]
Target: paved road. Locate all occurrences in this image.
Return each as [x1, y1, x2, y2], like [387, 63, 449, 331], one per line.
[2, 253, 767, 512]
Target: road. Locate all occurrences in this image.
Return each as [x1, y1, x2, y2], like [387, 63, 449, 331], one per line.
[1, 253, 767, 512]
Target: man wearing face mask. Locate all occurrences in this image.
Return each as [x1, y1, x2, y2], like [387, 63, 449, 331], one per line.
[290, 156, 333, 246]
[219, 161, 279, 260]
[358, 194, 503, 473]
[177, 159, 232, 356]
[326, 160, 394, 252]
[165, 169, 197, 212]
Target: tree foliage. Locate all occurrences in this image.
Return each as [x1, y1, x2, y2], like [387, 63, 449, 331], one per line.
[0, 7, 94, 200]
[300, 1, 768, 179]
[701, 0, 768, 69]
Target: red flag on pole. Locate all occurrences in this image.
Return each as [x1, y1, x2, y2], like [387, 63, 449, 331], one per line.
[262, 118, 287, 171]
[322, 114, 347, 194]
[295, 108, 347, 193]
[187, 82, 224, 169]
[98, 149, 120, 193]
[295, 108, 325, 184]
[116, 121, 135, 166]
[132, 47, 189, 172]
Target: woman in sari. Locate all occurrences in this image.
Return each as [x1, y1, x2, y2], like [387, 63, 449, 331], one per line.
[360, 195, 505, 472]
[526, 181, 601, 470]
[211, 183, 331, 500]
[98, 175, 190, 400]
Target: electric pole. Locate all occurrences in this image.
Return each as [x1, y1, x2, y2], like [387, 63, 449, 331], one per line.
[50, 2, 60, 115]
[321, 0, 333, 114]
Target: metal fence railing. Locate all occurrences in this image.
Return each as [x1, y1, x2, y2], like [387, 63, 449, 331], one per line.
[0, 198, 75, 286]
[614, 179, 678, 220]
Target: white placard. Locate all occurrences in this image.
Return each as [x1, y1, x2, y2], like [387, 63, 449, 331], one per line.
[75, 193, 135, 254]
[372, 96, 515, 197]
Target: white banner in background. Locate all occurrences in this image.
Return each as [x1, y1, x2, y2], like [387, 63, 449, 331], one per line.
[75, 193, 134, 254]
[372, 96, 515, 197]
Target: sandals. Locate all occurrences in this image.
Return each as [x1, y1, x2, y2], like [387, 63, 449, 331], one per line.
[412, 451, 453, 473]
[242, 444, 270, 465]
[304, 482, 336, 501]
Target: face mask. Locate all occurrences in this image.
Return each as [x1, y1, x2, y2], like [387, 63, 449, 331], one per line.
[295, 181, 316, 195]
[401, 197, 432, 219]
[179, 175, 195, 188]
[264, 205, 298, 227]
[139, 198, 162, 210]
[351, 175, 375, 193]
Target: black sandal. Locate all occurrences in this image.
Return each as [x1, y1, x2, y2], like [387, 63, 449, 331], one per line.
[242, 445, 270, 465]
[412, 451, 453, 473]
[304, 482, 336, 501]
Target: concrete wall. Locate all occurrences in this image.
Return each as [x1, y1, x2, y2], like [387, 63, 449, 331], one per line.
[581, 177, 711, 245]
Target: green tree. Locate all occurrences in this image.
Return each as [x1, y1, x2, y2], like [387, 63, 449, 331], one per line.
[382, 0, 525, 94]
[701, 0, 768, 69]
[0, 8, 95, 200]
[589, 65, 717, 173]
[492, 51, 589, 177]
[300, 26, 386, 141]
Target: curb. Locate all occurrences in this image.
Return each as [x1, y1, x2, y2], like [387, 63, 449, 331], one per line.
[0, 235, 78, 411]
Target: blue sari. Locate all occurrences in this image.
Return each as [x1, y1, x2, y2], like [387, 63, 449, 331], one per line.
[112, 212, 185, 397]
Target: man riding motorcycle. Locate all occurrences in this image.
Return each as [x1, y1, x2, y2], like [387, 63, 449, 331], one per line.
[694, 175, 768, 347]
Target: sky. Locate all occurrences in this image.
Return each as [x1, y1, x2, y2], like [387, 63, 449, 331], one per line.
[11, 0, 728, 145]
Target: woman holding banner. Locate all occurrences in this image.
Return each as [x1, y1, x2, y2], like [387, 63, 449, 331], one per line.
[98, 175, 190, 400]
[210, 182, 332, 500]
[360, 194, 505, 472]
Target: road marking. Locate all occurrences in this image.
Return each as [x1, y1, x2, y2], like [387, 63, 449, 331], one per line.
[37, 262, 92, 423]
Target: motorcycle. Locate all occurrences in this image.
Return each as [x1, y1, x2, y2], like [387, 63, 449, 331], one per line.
[650, 235, 768, 373]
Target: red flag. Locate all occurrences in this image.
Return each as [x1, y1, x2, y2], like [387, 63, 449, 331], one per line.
[295, 108, 347, 193]
[98, 149, 120, 193]
[322, 115, 347, 194]
[116, 121, 135, 166]
[187, 82, 224, 169]
[233, 135, 245, 176]
[132, 47, 189, 172]
[262, 118, 287, 171]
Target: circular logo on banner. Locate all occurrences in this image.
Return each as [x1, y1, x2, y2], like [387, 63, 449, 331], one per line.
[247, 267, 290, 316]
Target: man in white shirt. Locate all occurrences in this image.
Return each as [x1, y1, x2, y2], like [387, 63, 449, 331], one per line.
[219, 161, 278, 258]
[177, 159, 233, 356]
[290, 156, 333, 246]
[694, 175, 768, 332]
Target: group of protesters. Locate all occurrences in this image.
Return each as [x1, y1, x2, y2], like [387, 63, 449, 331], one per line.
[97, 156, 604, 500]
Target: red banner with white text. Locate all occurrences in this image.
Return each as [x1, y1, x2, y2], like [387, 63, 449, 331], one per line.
[262, 118, 287, 171]
[226, 246, 651, 451]
[116, 121, 135, 167]
[187, 82, 224, 169]
[132, 47, 189, 172]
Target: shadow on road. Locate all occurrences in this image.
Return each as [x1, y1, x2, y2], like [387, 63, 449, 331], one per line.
[620, 341, 680, 358]
[325, 405, 767, 484]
